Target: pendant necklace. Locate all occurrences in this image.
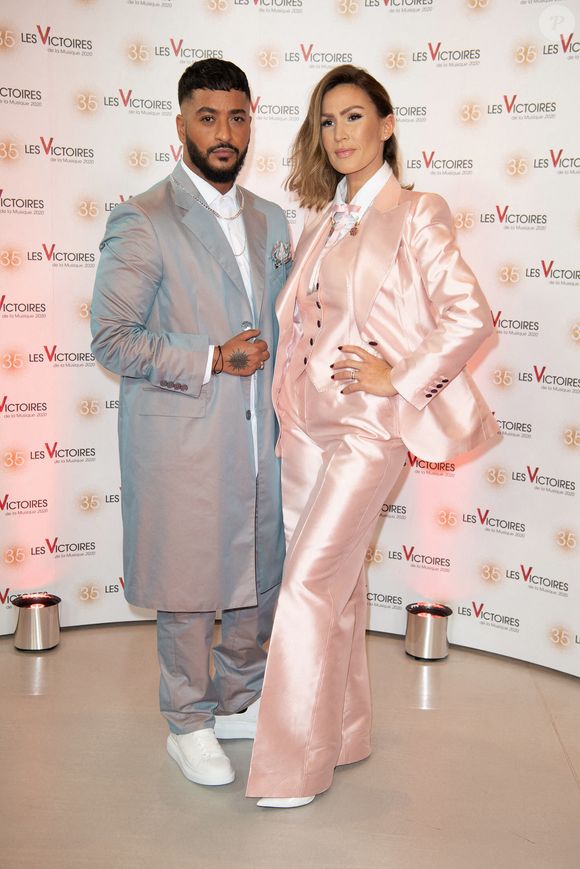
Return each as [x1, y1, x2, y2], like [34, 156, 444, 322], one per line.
[173, 177, 246, 256]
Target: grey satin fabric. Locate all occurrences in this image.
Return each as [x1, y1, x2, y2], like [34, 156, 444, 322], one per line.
[157, 584, 279, 733]
[91, 162, 290, 611]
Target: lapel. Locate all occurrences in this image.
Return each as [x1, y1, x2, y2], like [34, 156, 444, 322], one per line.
[241, 189, 267, 321]
[275, 202, 333, 330]
[352, 174, 410, 330]
[170, 162, 246, 299]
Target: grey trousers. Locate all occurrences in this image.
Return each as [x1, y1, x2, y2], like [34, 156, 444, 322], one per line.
[156, 584, 279, 734]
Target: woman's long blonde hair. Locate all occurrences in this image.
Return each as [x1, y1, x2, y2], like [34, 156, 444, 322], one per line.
[286, 65, 403, 211]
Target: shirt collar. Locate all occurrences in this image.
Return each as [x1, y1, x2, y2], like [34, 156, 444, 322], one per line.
[180, 158, 238, 209]
[334, 162, 393, 212]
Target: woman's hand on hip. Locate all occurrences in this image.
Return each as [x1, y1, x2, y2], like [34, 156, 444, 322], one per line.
[332, 345, 398, 397]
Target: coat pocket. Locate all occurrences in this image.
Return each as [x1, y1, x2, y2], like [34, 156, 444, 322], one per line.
[138, 384, 209, 418]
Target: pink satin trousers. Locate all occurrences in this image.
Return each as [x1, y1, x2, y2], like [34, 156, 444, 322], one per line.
[246, 373, 407, 798]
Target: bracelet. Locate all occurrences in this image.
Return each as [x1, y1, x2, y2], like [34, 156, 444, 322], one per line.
[212, 345, 224, 375]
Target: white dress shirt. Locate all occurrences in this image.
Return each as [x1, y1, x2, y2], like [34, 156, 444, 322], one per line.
[307, 162, 393, 295]
[181, 159, 258, 471]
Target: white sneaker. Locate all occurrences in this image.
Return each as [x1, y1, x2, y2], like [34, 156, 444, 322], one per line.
[257, 796, 315, 808]
[166, 729, 235, 786]
[214, 697, 260, 740]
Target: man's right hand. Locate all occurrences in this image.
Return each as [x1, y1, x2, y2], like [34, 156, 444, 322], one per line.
[216, 329, 270, 376]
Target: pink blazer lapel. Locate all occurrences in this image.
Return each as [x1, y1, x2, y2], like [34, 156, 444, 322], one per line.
[352, 175, 410, 331]
[275, 203, 333, 331]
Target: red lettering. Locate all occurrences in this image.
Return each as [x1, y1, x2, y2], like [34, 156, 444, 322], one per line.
[300, 43, 314, 62]
[402, 545, 414, 561]
[119, 89, 132, 108]
[45, 537, 58, 554]
[560, 32, 574, 53]
[520, 565, 533, 582]
[0, 295, 5, 310]
[250, 96, 261, 113]
[0, 494, 8, 510]
[0, 588, 10, 604]
[472, 601, 485, 618]
[40, 136, 54, 155]
[45, 442, 58, 458]
[492, 310, 501, 328]
[526, 465, 539, 483]
[44, 345, 57, 362]
[422, 150, 435, 169]
[541, 259, 554, 277]
[42, 243, 56, 261]
[503, 94, 517, 113]
[477, 508, 489, 525]
[169, 144, 182, 162]
[407, 452, 418, 467]
[36, 25, 51, 45]
[0, 396, 7, 412]
[495, 205, 509, 223]
[428, 41, 441, 61]
[533, 365, 546, 383]
[119, 576, 125, 589]
[550, 148, 563, 167]
[169, 38, 183, 56]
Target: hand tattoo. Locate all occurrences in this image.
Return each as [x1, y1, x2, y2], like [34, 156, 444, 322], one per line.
[228, 350, 250, 371]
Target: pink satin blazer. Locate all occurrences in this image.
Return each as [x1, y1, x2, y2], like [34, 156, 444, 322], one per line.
[273, 175, 499, 462]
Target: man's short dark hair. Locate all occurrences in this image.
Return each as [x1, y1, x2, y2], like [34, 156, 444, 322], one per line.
[178, 59, 251, 106]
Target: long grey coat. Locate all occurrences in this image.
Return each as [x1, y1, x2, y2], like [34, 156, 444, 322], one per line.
[91, 162, 290, 611]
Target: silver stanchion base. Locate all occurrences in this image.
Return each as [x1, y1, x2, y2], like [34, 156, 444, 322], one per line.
[13, 593, 61, 651]
[405, 602, 452, 660]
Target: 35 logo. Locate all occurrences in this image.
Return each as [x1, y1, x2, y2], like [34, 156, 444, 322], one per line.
[127, 42, 150, 63]
[514, 44, 537, 65]
[454, 211, 475, 231]
[498, 265, 521, 285]
[459, 103, 481, 124]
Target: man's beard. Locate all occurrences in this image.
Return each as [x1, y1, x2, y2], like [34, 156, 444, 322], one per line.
[185, 134, 248, 184]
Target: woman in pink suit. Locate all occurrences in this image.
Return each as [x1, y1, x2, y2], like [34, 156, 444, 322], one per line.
[246, 65, 498, 808]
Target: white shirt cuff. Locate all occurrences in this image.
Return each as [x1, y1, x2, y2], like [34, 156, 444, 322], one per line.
[203, 345, 214, 385]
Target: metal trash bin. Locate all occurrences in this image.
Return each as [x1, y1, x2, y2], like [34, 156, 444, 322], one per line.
[405, 602, 452, 660]
[13, 593, 61, 651]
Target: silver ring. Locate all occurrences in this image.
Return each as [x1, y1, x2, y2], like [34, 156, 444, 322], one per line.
[259, 362, 265, 370]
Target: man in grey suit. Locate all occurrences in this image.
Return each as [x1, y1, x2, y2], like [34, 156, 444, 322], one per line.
[91, 59, 291, 787]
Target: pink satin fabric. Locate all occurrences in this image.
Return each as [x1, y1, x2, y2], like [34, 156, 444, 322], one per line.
[246, 214, 407, 799]
[246, 177, 498, 798]
[272, 176, 499, 462]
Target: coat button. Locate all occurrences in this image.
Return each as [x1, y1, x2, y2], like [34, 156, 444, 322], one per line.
[309, 338, 314, 345]
[246, 410, 251, 420]
[316, 301, 321, 309]
[442, 378, 449, 383]
[425, 393, 433, 398]
[317, 320, 321, 328]
[304, 357, 308, 365]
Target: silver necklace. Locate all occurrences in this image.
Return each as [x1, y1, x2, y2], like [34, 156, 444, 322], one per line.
[173, 177, 245, 220]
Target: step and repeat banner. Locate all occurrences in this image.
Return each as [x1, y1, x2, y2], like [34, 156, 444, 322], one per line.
[1, 0, 578, 676]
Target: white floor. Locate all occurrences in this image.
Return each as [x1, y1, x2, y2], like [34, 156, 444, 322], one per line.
[1, 622, 579, 869]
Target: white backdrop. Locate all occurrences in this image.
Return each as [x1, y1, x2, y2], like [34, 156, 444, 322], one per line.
[1, 0, 578, 677]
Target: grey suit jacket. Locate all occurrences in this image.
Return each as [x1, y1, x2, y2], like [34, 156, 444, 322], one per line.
[91, 162, 290, 611]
